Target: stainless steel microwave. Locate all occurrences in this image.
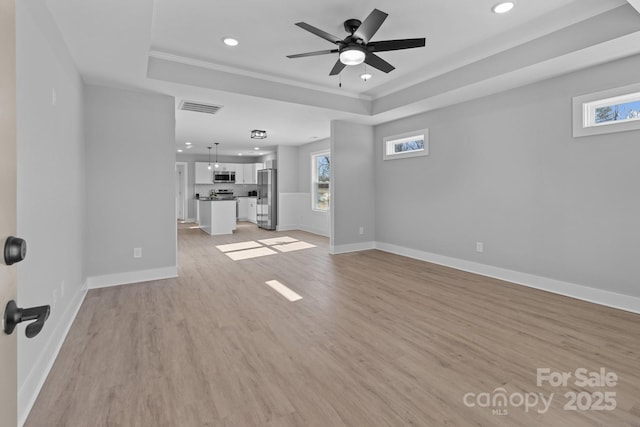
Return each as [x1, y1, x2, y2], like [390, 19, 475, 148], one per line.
[214, 171, 235, 183]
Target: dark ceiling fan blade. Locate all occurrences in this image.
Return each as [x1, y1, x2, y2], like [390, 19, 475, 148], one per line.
[329, 59, 346, 76]
[365, 52, 395, 73]
[295, 22, 342, 44]
[287, 49, 338, 59]
[367, 38, 426, 52]
[353, 9, 388, 43]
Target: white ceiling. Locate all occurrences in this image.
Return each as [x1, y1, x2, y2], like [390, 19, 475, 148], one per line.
[45, 0, 639, 156]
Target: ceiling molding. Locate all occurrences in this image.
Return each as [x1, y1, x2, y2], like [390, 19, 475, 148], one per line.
[148, 50, 373, 102]
[147, 55, 372, 116]
[628, 0, 640, 13]
[373, 5, 640, 115]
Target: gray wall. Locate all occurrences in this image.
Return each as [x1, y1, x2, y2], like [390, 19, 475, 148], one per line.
[374, 53, 640, 298]
[85, 85, 176, 277]
[276, 145, 298, 230]
[16, 0, 86, 422]
[331, 121, 376, 250]
[276, 145, 298, 193]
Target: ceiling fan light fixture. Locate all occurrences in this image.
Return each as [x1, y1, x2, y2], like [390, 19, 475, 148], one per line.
[360, 72, 372, 81]
[492, 2, 515, 14]
[339, 46, 366, 65]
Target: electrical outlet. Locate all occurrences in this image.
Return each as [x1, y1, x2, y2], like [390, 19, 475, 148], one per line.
[476, 242, 484, 253]
[359, 226, 364, 235]
[134, 247, 142, 258]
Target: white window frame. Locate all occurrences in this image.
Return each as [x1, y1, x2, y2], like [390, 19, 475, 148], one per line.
[573, 82, 640, 138]
[311, 150, 330, 213]
[383, 129, 429, 160]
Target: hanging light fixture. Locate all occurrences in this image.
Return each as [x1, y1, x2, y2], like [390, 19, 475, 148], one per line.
[207, 146, 212, 170]
[360, 64, 372, 82]
[214, 142, 220, 168]
[251, 129, 267, 139]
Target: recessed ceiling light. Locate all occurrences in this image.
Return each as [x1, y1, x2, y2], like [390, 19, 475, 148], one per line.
[223, 37, 239, 47]
[185, 142, 192, 145]
[360, 73, 372, 81]
[492, 2, 514, 14]
[254, 147, 259, 150]
[238, 153, 243, 156]
[177, 149, 183, 152]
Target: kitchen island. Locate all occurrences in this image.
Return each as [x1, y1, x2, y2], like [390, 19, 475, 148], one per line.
[198, 199, 236, 235]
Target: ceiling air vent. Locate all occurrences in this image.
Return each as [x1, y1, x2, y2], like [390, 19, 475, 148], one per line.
[179, 100, 222, 115]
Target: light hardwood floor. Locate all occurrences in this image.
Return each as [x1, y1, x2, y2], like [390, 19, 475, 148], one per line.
[26, 222, 640, 426]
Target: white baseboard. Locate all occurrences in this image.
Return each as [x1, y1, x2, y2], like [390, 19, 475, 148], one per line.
[330, 241, 376, 255]
[276, 224, 298, 232]
[297, 224, 330, 237]
[18, 283, 88, 427]
[87, 266, 178, 289]
[375, 242, 640, 315]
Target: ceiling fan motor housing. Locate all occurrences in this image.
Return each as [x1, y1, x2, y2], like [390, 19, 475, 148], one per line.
[344, 19, 362, 35]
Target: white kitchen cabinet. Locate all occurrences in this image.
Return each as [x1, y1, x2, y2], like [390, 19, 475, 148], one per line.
[198, 200, 236, 235]
[237, 197, 249, 220]
[217, 163, 234, 172]
[234, 163, 256, 184]
[243, 163, 255, 184]
[235, 165, 244, 184]
[195, 162, 213, 184]
[248, 197, 257, 223]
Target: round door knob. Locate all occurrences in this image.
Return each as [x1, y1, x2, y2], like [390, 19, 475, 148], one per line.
[4, 236, 27, 265]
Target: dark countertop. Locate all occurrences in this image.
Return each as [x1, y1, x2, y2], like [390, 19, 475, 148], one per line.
[197, 197, 237, 202]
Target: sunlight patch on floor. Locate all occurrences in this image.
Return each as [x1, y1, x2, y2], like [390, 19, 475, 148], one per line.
[265, 280, 303, 302]
[219, 236, 316, 261]
[272, 241, 317, 252]
[258, 236, 299, 245]
[225, 247, 277, 261]
[216, 241, 263, 252]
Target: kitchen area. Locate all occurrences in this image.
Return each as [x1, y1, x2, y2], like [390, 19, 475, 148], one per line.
[189, 159, 277, 235]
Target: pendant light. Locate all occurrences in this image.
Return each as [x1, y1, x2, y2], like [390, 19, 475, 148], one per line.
[207, 146, 212, 170]
[214, 142, 220, 168]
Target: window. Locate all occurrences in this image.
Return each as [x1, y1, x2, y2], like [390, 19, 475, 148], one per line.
[585, 93, 640, 127]
[312, 151, 330, 212]
[383, 129, 429, 160]
[573, 83, 640, 137]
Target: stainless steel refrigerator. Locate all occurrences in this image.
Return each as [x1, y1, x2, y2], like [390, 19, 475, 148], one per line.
[257, 168, 277, 230]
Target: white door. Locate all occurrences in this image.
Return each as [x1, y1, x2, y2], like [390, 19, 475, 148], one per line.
[1, 1, 18, 424]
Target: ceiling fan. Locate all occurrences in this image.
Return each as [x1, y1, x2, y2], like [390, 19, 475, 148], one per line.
[287, 8, 426, 76]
